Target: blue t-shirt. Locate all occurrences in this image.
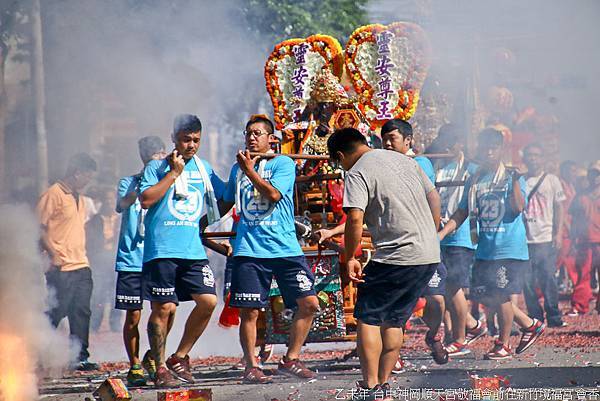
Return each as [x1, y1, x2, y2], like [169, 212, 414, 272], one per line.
[223, 156, 302, 258]
[140, 158, 226, 262]
[415, 156, 435, 184]
[458, 172, 529, 260]
[115, 175, 144, 272]
[439, 162, 478, 249]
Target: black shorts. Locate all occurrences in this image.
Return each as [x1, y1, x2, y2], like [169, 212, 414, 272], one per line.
[422, 262, 447, 297]
[441, 246, 475, 289]
[142, 258, 216, 305]
[223, 257, 234, 298]
[353, 261, 437, 328]
[229, 256, 316, 309]
[115, 271, 143, 310]
[470, 259, 527, 302]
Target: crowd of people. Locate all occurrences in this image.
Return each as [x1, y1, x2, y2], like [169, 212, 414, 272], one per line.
[36, 113, 599, 399]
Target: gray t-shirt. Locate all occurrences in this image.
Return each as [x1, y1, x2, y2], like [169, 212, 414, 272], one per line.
[343, 149, 441, 265]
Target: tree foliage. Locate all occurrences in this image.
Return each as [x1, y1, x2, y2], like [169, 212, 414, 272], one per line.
[240, 0, 370, 45]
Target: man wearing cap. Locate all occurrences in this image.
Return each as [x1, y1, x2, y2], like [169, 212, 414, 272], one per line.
[140, 114, 226, 387]
[568, 160, 600, 315]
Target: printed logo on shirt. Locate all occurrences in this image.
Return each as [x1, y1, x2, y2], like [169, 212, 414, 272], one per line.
[296, 271, 313, 292]
[479, 192, 506, 233]
[116, 294, 141, 303]
[239, 176, 276, 222]
[166, 184, 204, 222]
[202, 265, 215, 287]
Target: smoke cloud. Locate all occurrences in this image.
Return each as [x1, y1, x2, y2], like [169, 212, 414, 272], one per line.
[0, 205, 73, 401]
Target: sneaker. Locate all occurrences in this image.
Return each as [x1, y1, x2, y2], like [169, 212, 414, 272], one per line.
[425, 334, 449, 365]
[166, 354, 195, 384]
[71, 359, 100, 371]
[353, 381, 377, 401]
[278, 357, 316, 380]
[141, 350, 157, 381]
[445, 341, 472, 357]
[126, 364, 147, 386]
[154, 366, 179, 388]
[516, 319, 545, 354]
[259, 343, 274, 364]
[243, 367, 273, 384]
[565, 309, 581, 317]
[484, 340, 513, 360]
[465, 320, 487, 345]
[391, 356, 405, 374]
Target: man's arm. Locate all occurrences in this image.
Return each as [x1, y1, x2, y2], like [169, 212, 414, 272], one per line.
[426, 188, 441, 230]
[140, 151, 184, 209]
[236, 150, 281, 202]
[438, 208, 469, 240]
[315, 222, 346, 243]
[344, 208, 365, 284]
[118, 191, 138, 212]
[39, 225, 53, 257]
[509, 174, 526, 214]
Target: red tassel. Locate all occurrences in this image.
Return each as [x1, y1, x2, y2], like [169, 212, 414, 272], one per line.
[218, 293, 240, 328]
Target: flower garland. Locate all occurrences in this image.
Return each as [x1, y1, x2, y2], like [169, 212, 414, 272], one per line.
[264, 35, 344, 130]
[344, 22, 431, 127]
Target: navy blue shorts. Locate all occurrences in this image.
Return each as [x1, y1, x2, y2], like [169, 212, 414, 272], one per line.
[354, 261, 437, 328]
[441, 246, 474, 290]
[115, 271, 143, 310]
[223, 257, 234, 298]
[142, 258, 216, 305]
[470, 259, 527, 303]
[422, 262, 447, 297]
[229, 256, 316, 309]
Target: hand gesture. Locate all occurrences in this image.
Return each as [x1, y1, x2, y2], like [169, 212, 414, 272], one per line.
[347, 258, 365, 284]
[236, 150, 259, 175]
[168, 150, 185, 177]
[314, 228, 334, 244]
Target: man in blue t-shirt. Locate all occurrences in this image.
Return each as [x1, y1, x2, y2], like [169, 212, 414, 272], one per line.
[439, 128, 545, 360]
[381, 119, 448, 365]
[221, 115, 319, 384]
[140, 115, 226, 388]
[434, 125, 486, 357]
[114, 136, 166, 386]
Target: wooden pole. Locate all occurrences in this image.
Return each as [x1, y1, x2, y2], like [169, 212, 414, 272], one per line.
[249, 152, 455, 160]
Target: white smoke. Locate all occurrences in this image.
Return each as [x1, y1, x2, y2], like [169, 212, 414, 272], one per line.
[0, 205, 73, 401]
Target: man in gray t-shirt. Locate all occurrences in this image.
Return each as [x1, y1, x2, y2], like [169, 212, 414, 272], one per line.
[327, 127, 441, 393]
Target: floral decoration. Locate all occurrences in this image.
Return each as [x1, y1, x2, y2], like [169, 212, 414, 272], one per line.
[264, 35, 344, 130]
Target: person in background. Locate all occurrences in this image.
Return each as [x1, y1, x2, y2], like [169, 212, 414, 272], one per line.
[380, 119, 448, 365]
[521, 143, 566, 327]
[140, 114, 226, 387]
[439, 128, 545, 360]
[88, 186, 122, 333]
[328, 127, 441, 396]
[38, 152, 99, 370]
[568, 160, 600, 316]
[114, 136, 166, 386]
[433, 124, 487, 357]
[556, 161, 578, 293]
